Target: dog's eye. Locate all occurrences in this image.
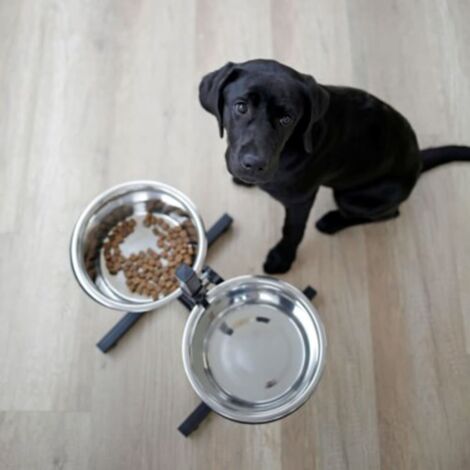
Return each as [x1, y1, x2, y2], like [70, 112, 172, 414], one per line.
[234, 102, 248, 114]
[280, 115, 293, 126]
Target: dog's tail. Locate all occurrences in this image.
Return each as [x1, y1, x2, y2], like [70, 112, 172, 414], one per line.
[421, 145, 470, 172]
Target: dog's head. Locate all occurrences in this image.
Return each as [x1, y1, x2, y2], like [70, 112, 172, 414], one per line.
[199, 59, 329, 184]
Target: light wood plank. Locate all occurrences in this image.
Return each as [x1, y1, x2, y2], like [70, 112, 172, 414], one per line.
[0, 412, 91, 470]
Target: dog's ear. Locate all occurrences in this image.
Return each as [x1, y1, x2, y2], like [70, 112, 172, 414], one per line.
[301, 74, 329, 153]
[199, 62, 238, 138]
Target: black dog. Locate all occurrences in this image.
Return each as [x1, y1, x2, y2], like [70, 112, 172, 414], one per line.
[199, 59, 470, 274]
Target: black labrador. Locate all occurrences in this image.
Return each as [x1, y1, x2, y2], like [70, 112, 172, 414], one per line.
[199, 59, 470, 274]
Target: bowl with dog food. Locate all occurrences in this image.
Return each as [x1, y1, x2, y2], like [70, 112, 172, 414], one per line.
[70, 181, 207, 312]
[177, 267, 326, 424]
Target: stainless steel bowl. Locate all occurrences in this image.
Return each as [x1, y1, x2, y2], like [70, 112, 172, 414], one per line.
[70, 181, 207, 312]
[182, 276, 326, 423]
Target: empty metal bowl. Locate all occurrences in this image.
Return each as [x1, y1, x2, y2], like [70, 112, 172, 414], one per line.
[182, 276, 326, 424]
[70, 181, 207, 312]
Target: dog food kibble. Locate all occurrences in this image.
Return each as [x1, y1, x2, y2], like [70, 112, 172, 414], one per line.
[102, 212, 196, 300]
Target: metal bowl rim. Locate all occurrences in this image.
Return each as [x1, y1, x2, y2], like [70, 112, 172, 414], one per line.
[70, 180, 207, 312]
[182, 275, 327, 423]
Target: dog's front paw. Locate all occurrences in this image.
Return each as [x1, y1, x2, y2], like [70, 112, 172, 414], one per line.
[263, 245, 295, 274]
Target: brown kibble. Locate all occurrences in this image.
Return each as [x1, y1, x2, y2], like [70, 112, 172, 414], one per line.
[103, 215, 197, 299]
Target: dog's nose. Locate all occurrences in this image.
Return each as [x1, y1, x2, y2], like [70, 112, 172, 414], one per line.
[241, 154, 266, 173]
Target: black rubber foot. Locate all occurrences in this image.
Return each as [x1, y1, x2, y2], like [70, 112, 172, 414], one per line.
[178, 402, 212, 437]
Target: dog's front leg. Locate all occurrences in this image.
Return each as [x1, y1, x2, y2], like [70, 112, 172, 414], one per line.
[263, 198, 315, 274]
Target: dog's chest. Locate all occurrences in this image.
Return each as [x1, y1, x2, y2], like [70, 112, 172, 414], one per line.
[259, 179, 318, 205]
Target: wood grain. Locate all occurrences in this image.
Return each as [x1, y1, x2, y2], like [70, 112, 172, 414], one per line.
[0, 0, 469, 469]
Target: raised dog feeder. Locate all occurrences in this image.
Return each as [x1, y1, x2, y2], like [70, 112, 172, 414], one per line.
[70, 180, 326, 436]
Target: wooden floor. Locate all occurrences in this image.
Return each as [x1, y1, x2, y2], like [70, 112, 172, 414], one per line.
[1, 1, 470, 469]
